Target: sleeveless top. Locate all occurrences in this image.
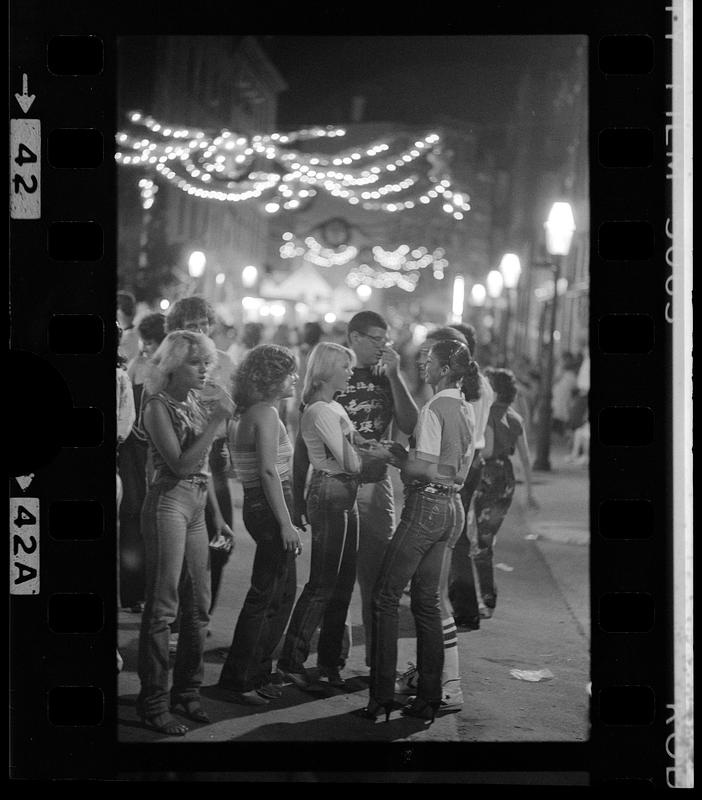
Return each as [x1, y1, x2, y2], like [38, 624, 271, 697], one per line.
[487, 401, 524, 459]
[231, 420, 293, 488]
[145, 391, 211, 485]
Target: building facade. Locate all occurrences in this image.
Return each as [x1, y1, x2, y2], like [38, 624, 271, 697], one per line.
[117, 35, 287, 321]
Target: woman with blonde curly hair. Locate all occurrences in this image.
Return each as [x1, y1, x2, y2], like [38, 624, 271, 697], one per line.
[217, 344, 304, 705]
[137, 330, 234, 736]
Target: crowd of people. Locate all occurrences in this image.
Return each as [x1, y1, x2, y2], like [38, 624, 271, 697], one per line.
[115, 288, 586, 736]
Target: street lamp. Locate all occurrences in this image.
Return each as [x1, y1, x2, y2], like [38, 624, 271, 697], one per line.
[499, 254, 521, 361]
[486, 270, 504, 355]
[533, 201, 576, 471]
[451, 275, 465, 323]
[188, 250, 206, 278]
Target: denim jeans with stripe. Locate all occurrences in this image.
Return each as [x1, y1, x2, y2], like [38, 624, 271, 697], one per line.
[278, 470, 359, 674]
[137, 479, 211, 717]
[370, 487, 461, 704]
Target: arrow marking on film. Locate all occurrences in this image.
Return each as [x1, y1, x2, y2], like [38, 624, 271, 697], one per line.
[15, 73, 36, 114]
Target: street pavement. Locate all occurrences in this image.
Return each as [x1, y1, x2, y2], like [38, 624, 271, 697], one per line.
[118, 441, 589, 746]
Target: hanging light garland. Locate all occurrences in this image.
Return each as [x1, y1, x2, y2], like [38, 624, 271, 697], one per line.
[278, 232, 448, 291]
[116, 111, 471, 219]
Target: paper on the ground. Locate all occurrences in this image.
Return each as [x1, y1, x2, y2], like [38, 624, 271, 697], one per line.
[509, 668, 554, 682]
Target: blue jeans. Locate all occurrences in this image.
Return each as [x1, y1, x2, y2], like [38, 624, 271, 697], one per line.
[370, 487, 461, 704]
[278, 471, 359, 674]
[218, 482, 297, 692]
[355, 474, 396, 666]
[137, 479, 211, 717]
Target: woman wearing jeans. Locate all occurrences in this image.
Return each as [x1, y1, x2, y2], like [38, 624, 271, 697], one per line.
[364, 340, 480, 722]
[277, 342, 385, 689]
[217, 344, 303, 705]
[137, 331, 234, 736]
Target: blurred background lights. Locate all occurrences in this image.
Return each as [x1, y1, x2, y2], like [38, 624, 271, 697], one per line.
[187, 250, 206, 277]
[486, 269, 504, 299]
[241, 265, 259, 287]
[471, 283, 487, 306]
[356, 284, 372, 301]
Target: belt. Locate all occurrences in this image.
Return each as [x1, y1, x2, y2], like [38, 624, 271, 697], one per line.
[408, 481, 457, 496]
[183, 476, 209, 489]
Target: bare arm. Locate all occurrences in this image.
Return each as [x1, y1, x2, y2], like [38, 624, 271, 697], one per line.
[207, 476, 234, 551]
[254, 406, 302, 554]
[515, 433, 538, 509]
[291, 428, 310, 527]
[400, 452, 441, 484]
[380, 347, 419, 435]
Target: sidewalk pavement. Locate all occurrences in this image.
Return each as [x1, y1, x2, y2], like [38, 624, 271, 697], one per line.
[118, 437, 590, 746]
[515, 440, 590, 638]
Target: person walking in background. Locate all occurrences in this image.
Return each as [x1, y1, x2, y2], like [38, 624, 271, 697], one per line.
[291, 311, 418, 673]
[217, 344, 303, 706]
[551, 351, 578, 439]
[363, 339, 478, 723]
[117, 290, 140, 363]
[472, 368, 538, 618]
[166, 297, 236, 619]
[227, 321, 264, 368]
[279, 342, 385, 689]
[119, 312, 167, 613]
[136, 331, 234, 736]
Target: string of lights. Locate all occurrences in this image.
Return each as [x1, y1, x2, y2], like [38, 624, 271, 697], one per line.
[116, 111, 471, 218]
[278, 232, 449, 289]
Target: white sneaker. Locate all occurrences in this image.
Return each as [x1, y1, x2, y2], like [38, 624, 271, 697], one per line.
[394, 662, 419, 695]
[440, 680, 464, 711]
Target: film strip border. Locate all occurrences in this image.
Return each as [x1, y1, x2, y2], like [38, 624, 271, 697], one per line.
[8, 4, 689, 787]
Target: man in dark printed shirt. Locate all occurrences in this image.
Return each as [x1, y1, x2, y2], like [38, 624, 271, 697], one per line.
[293, 311, 418, 672]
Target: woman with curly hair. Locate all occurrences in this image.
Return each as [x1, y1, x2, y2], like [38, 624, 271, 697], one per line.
[472, 368, 538, 617]
[137, 331, 235, 736]
[363, 339, 480, 723]
[217, 344, 304, 705]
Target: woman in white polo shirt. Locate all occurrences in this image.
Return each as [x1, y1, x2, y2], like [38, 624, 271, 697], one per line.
[364, 339, 480, 723]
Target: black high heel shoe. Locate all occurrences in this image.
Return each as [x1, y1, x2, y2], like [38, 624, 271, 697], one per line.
[401, 697, 441, 723]
[357, 698, 399, 722]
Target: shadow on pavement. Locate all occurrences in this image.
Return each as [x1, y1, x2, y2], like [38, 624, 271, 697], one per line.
[228, 706, 430, 741]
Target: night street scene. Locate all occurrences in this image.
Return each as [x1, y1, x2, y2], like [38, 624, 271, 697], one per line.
[116, 34, 590, 752]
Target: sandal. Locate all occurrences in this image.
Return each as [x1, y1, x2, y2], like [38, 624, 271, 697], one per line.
[170, 696, 210, 723]
[141, 711, 189, 736]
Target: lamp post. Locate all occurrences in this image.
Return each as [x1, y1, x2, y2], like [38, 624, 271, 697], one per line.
[451, 274, 465, 323]
[533, 202, 576, 471]
[499, 253, 522, 362]
[486, 269, 504, 356]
